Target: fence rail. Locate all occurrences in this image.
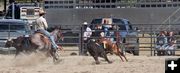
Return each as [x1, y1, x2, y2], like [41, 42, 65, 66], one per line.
[57, 24, 180, 56]
[1, 24, 180, 56]
[44, 0, 180, 9]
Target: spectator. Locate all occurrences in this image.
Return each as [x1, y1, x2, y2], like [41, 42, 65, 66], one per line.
[165, 31, 176, 55]
[164, 30, 168, 36]
[155, 31, 168, 51]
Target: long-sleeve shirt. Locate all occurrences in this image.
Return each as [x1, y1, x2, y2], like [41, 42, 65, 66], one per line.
[83, 27, 92, 40]
[35, 16, 48, 30]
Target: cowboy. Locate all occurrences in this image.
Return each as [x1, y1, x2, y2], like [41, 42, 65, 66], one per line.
[82, 22, 92, 55]
[83, 22, 92, 42]
[91, 24, 106, 48]
[35, 8, 60, 50]
[92, 24, 104, 38]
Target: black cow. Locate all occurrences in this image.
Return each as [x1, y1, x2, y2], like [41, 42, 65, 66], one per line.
[87, 39, 112, 64]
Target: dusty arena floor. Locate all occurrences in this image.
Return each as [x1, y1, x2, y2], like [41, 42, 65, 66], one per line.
[0, 51, 179, 73]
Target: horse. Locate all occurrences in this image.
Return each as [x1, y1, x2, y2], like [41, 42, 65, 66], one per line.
[5, 27, 64, 63]
[86, 39, 112, 64]
[98, 38, 128, 62]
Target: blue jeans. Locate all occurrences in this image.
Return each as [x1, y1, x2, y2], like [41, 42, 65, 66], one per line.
[37, 29, 58, 49]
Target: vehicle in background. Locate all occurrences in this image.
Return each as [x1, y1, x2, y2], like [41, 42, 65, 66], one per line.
[2, 0, 43, 26]
[90, 17, 139, 55]
[0, 19, 30, 49]
[5, 3, 41, 24]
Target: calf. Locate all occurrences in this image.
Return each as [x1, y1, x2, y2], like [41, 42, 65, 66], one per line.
[5, 36, 38, 57]
[87, 39, 112, 64]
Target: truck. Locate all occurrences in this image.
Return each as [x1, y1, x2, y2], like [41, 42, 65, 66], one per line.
[0, 19, 30, 53]
[0, 0, 42, 53]
[90, 17, 139, 55]
[5, 3, 41, 24]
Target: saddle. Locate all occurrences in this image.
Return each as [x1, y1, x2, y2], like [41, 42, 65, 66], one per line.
[34, 31, 50, 45]
[34, 31, 46, 37]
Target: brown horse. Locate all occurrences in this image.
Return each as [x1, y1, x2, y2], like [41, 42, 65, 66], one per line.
[98, 38, 128, 62]
[5, 27, 64, 62]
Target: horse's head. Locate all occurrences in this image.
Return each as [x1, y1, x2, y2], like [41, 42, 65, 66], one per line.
[49, 26, 64, 42]
[56, 28, 64, 41]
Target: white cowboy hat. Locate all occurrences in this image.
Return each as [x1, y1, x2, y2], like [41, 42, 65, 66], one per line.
[39, 8, 46, 14]
[83, 22, 88, 25]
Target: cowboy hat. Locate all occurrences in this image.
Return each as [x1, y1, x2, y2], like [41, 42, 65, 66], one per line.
[83, 22, 88, 25]
[39, 8, 46, 14]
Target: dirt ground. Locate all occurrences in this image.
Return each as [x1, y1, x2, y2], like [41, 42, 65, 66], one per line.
[0, 50, 179, 73]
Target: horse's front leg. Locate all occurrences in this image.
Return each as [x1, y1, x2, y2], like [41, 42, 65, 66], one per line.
[116, 53, 124, 62]
[49, 49, 60, 63]
[120, 52, 128, 62]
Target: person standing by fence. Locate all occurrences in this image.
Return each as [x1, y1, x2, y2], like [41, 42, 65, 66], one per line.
[82, 22, 92, 55]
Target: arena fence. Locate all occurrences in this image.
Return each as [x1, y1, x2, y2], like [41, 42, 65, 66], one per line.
[53, 24, 180, 56]
[1, 24, 180, 56]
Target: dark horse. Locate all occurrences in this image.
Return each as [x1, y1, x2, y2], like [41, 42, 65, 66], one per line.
[87, 39, 112, 64]
[98, 38, 128, 62]
[5, 27, 64, 62]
